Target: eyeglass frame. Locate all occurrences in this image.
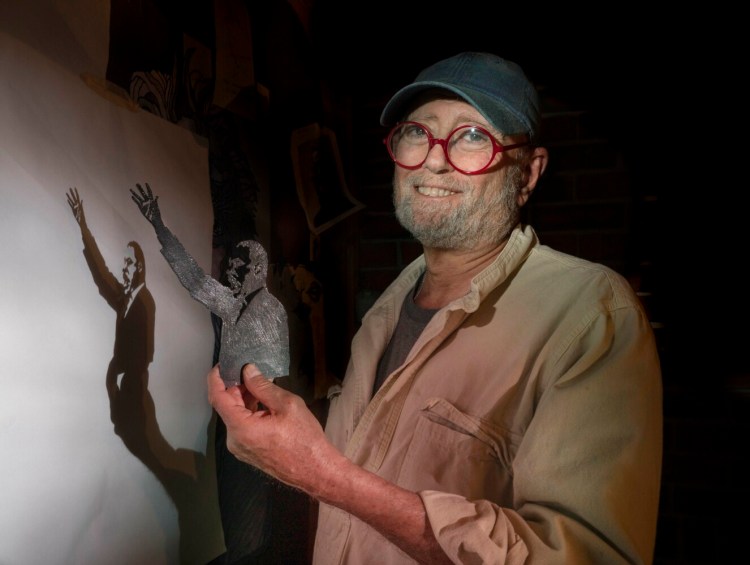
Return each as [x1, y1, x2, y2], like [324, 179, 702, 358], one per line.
[383, 121, 530, 176]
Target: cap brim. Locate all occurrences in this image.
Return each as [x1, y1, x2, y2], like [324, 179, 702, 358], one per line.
[379, 81, 530, 138]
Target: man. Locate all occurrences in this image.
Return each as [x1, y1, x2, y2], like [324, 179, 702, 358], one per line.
[208, 52, 663, 564]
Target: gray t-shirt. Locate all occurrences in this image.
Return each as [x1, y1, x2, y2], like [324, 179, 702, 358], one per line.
[372, 274, 438, 395]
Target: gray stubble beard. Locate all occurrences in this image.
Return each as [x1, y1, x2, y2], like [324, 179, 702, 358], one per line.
[394, 164, 523, 250]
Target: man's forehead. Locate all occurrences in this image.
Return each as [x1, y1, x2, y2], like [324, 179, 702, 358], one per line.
[407, 98, 497, 133]
[235, 240, 265, 260]
[231, 244, 252, 260]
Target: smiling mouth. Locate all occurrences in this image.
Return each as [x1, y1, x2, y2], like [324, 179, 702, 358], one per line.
[417, 185, 457, 197]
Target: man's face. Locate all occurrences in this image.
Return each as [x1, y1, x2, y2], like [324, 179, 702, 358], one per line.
[122, 246, 138, 292]
[392, 98, 523, 251]
[226, 243, 263, 297]
[226, 254, 250, 296]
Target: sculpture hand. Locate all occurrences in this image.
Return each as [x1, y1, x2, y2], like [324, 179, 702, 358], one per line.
[130, 182, 163, 226]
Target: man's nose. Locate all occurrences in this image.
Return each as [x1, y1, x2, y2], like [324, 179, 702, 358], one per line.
[423, 140, 451, 171]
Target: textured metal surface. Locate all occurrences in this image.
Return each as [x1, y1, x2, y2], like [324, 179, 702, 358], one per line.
[132, 183, 289, 387]
[159, 230, 290, 387]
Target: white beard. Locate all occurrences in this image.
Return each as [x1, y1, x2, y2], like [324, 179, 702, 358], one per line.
[394, 166, 522, 250]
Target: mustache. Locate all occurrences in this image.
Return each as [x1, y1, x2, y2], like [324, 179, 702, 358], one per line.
[400, 172, 469, 193]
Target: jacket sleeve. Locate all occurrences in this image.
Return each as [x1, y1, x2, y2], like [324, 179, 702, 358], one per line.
[155, 223, 238, 320]
[420, 304, 663, 564]
[80, 224, 121, 308]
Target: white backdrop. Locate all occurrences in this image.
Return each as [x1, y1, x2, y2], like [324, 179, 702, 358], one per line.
[0, 2, 224, 564]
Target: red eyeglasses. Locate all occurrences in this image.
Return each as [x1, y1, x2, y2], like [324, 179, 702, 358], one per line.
[384, 121, 529, 175]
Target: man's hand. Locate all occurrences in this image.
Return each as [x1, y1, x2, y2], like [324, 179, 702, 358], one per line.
[130, 182, 162, 226]
[210, 365, 448, 563]
[208, 363, 340, 495]
[66, 187, 86, 226]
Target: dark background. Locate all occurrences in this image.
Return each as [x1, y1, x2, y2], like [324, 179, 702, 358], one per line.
[107, 1, 746, 563]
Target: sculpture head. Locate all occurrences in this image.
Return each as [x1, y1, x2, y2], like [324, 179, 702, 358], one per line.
[225, 239, 267, 298]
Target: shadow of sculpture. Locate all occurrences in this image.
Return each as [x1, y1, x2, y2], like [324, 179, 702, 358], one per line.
[67, 187, 222, 564]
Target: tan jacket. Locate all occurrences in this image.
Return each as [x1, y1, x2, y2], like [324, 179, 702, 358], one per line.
[314, 224, 663, 564]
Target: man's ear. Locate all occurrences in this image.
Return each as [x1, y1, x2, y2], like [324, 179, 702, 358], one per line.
[517, 146, 549, 206]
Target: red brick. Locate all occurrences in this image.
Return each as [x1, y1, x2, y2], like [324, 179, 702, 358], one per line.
[359, 269, 400, 292]
[400, 240, 423, 265]
[576, 171, 631, 200]
[359, 241, 398, 267]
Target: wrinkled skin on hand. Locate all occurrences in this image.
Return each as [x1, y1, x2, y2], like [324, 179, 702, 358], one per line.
[207, 363, 339, 494]
[209, 366, 452, 565]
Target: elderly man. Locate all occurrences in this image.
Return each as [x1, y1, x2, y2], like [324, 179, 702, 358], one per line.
[207, 52, 663, 564]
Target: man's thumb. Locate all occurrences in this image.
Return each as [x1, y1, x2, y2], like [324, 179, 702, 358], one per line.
[241, 364, 279, 405]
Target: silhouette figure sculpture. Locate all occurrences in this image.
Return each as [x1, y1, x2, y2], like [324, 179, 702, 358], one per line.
[67, 187, 223, 564]
[131, 182, 290, 387]
[131, 182, 290, 563]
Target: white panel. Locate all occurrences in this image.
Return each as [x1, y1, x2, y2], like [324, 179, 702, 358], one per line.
[0, 4, 224, 564]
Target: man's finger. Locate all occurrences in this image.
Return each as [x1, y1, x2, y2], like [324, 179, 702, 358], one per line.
[241, 364, 286, 411]
[208, 366, 230, 405]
